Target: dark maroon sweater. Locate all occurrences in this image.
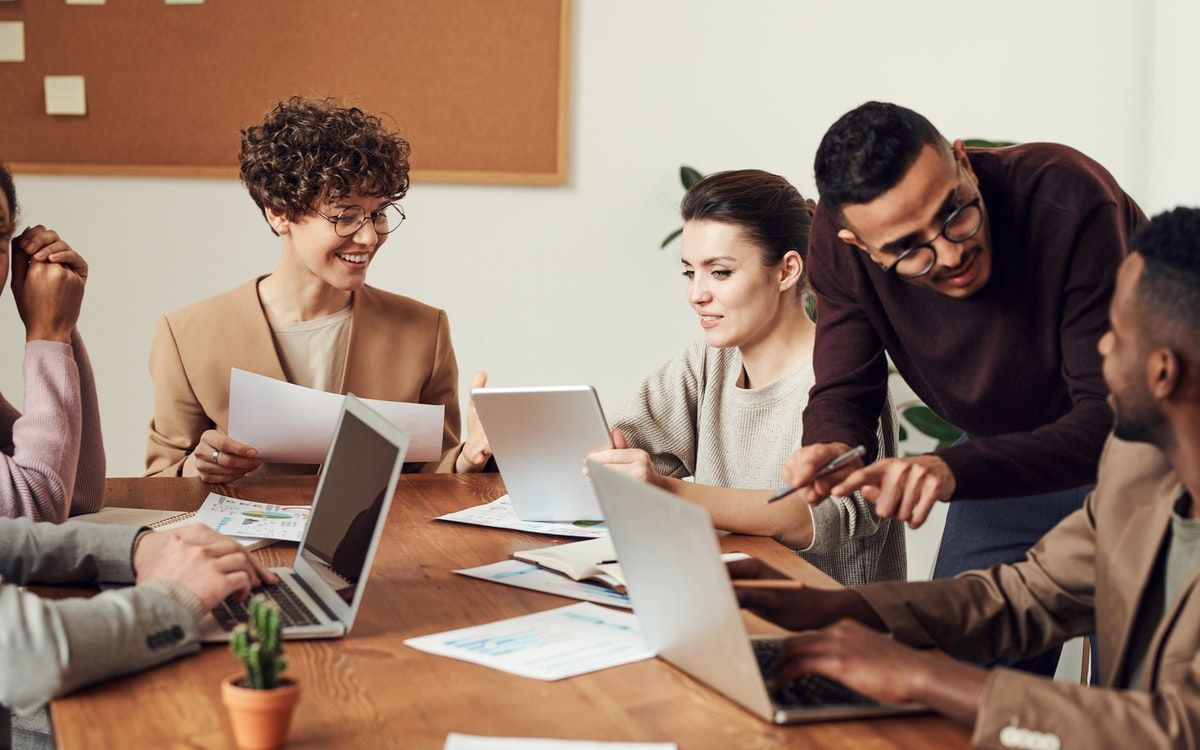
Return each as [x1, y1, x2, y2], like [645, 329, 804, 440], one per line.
[802, 143, 1145, 499]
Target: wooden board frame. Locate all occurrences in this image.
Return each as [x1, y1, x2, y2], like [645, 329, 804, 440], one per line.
[0, 0, 571, 186]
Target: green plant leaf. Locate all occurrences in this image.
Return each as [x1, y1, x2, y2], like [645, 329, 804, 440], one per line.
[901, 405, 963, 443]
[962, 138, 1017, 148]
[660, 226, 683, 249]
[898, 423, 907, 442]
[680, 166, 703, 190]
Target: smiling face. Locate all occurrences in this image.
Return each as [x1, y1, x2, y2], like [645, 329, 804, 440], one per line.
[680, 219, 799, 349]
[268, 193, 391, 293]
[838, 143, 993, 299]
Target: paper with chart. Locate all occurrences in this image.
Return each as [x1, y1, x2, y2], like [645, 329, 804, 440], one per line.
[456, 560, 633, 610]
[444, 735, 676, 750]
[194, 494, 311, 542]
[227, 368, 444, 463]
[436, 495, 607, 538]
[404, 602, 651, 680]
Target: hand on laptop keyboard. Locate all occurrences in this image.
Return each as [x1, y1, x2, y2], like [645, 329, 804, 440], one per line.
[752, 639, 876, 707]
[135, 524, 278, 610]
[212, 582, 319, 631]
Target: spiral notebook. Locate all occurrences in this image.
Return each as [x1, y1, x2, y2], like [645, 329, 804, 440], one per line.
[74, 501, 275, 550]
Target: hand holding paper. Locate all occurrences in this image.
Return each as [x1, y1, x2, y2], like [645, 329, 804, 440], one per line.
[227, 368, 444, 463]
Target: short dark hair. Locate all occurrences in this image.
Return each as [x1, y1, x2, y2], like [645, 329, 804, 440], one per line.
[0, 157, 17, 225]
[1133, 207, 1200, 361]
[239, 97, 411, 227]
[813, 102, 947, 221]
[680, 169, 816, 291]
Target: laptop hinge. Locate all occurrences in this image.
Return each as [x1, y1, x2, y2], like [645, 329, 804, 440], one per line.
[291, 570, 340, 623]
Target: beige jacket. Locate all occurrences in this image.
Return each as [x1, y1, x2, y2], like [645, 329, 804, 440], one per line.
[145, 279, 462, 477]
[859, 436, 1198, 749]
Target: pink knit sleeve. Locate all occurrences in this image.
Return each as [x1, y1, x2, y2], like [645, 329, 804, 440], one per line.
[0, 341, 84, 522]
[67, 329, 105, 515]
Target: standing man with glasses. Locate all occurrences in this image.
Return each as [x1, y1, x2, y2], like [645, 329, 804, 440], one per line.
[780, 101, 1143, 675]
[145, 97, 495, 480]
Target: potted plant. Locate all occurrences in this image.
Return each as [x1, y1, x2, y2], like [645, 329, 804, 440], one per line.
[221, 597, 301, 750]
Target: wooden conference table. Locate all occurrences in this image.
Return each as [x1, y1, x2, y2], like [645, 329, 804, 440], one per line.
[49, 474, 970, 749]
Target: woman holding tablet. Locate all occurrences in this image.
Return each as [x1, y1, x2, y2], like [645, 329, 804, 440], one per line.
[145, 98, 490, 481]
[588, 170, 903, 586]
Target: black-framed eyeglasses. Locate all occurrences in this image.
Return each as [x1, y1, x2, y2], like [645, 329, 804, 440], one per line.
[881, 196, 983, 279]
[314, 203, 405, 238]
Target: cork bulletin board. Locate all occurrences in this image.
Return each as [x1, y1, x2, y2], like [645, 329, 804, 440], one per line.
[0, 0, 571, 185]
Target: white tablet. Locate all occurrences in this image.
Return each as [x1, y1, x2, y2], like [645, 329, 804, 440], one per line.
[471, 386, 613, 521]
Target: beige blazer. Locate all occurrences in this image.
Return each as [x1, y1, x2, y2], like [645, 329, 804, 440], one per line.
[146, 278, 462, 477]
[859, 436, 1197, 749]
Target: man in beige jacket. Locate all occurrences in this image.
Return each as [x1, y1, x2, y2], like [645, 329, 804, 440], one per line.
[734, 206, 1200, 748]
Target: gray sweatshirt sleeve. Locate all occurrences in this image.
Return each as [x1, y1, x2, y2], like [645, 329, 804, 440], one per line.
[0, 519, 201, 716]
[611, 342, 706, 479]
[805, 391, 900, 555]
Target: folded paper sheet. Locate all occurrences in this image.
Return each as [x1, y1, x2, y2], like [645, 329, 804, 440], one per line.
[228, 368, 444, 463]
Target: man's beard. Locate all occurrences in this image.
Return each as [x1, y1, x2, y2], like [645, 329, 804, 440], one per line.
[1111, 396, 1159, 444]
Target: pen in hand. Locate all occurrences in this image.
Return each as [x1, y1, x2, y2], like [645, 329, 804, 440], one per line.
[764, 445, 867, 504]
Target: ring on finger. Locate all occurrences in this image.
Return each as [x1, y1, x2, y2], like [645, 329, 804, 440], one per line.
[211, 449, 221, 465]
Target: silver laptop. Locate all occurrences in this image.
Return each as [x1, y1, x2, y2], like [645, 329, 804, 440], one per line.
[199, 395, 408, 642]
[587, 461, 927, 723]
[471, 386, 612, 521]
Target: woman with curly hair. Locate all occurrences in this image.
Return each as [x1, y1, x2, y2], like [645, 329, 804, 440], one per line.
[145, 98, 489, 480]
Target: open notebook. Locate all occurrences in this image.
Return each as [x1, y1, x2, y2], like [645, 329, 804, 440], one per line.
[513, 537, 750, 594]
[513, 537, 625, 591]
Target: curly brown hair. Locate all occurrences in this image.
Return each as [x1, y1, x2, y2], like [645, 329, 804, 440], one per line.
[0, 157, 18, 225]
[239, 97, 411, 226]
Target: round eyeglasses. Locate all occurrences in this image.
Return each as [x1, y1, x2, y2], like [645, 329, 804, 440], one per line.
[882, 197, 983, 279]
[314, 203, 406, 238]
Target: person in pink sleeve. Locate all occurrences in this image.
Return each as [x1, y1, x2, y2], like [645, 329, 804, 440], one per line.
[0, 158, 104, 522]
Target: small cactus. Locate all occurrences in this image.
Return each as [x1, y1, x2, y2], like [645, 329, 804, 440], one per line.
[229, 596, 288, 690]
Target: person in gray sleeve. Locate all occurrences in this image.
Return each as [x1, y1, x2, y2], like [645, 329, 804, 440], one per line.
[1, 518, 276, 747]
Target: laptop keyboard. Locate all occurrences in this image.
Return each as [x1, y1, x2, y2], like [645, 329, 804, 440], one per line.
[211, 581, 320, 631]
[752, 639, 876, 708]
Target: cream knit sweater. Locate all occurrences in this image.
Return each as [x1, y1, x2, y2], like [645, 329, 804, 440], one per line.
[613, 340, 905, 586]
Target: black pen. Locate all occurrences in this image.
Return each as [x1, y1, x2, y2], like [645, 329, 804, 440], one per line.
[764, 445, 867, 504]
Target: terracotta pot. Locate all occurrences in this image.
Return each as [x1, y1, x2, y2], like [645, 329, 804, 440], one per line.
[220, 674, 301, 750]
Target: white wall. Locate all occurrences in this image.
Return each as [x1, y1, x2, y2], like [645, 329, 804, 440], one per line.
[0, 1, 1184, 602]
[1145, 0, 1200, 212]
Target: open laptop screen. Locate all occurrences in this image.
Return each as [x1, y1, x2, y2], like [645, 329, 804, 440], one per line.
[299, 408, 400, 604]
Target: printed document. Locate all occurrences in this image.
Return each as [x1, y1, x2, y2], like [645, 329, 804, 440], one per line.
[456, 560, 632, 609]
[437, 495, 607, 538]
[194, 494, 310, 542]
[228, 368, 444, 463]
[405, 602, 650, 680]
